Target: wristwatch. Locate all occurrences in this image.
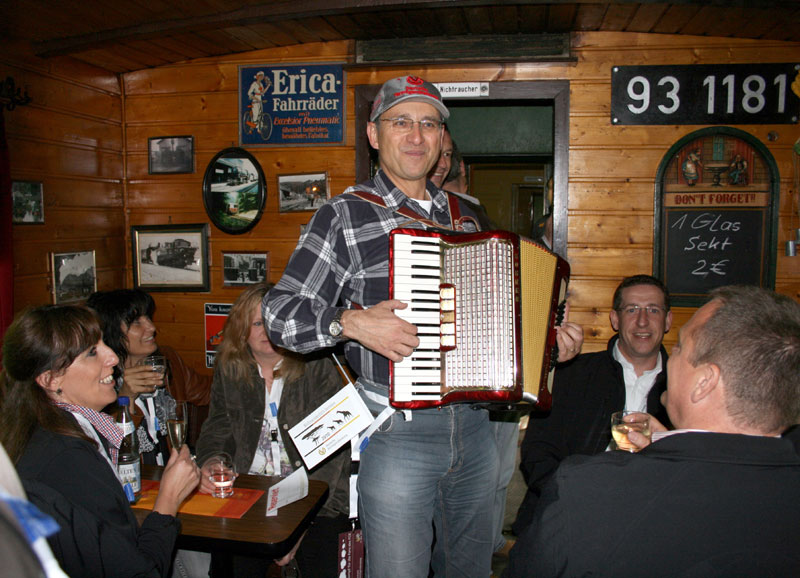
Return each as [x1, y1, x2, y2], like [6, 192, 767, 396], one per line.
[329, 308, 346, 338]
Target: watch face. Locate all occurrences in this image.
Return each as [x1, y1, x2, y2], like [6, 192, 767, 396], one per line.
[329, 320, 343, 337]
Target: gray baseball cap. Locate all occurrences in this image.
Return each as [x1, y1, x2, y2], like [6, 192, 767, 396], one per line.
[369, 76, 449, 122]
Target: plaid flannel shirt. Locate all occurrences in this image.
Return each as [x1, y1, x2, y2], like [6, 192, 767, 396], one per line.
[263, 170, 479, 390]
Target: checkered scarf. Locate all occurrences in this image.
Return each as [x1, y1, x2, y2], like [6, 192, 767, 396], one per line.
[56, 402, 122, 464]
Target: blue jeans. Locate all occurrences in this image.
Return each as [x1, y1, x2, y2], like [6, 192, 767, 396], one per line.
[491, 419, 520, 551]
[358, 405, 498, 577]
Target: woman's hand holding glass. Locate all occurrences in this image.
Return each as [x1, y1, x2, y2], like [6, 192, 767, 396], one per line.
[152, 446, 200, 517]
[120, 356, 167, 401]
[198, 453, 237, 498]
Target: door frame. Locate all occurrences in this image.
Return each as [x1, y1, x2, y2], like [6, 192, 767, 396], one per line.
[355, 80, 570, 256]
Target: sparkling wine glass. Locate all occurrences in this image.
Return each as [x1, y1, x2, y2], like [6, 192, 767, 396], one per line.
[167, 401, 188, 450]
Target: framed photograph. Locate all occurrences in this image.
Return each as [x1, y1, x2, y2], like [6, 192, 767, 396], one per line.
[278, 172, 329, 213]
[12, 180, 44, 224]
[203, 147, 266, 235]
[148, 136, 194, 174]
[51, 250, 96, 304]
[222, 251, 269, 286]
[131, 224, 210, 292]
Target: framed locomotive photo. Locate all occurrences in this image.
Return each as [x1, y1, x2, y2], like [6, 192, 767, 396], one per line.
[202, 147, 266, 235]
[51, 250, 96, 304]
[131, 224, 210, 292]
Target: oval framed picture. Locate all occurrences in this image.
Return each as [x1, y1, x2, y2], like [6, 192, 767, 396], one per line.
[202, 147, 266, 235]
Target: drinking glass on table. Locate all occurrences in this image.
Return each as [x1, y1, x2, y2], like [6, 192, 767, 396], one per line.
[207, 453, 237, 498]
[137, 355, 167, 392]
[166, 401, 188, 450]
[611, 411, 651, 452]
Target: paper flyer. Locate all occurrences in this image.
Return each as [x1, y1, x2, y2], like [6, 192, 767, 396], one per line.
[288, 383, 372, 470]
[266, 467, 308, 516]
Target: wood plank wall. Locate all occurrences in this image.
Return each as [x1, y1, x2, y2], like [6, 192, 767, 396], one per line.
[4, 45, 125, 311]
[122, 32, 800, 361]
[7, 31, 800, 371]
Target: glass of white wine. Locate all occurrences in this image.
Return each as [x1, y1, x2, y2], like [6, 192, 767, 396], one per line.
[610, 411, 651, 452]
[167, 401, 188, 450]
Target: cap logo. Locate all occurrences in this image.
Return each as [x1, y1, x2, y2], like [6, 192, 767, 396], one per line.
[394, 76, 441, 102]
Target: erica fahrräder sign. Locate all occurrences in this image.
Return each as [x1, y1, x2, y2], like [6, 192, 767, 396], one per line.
[239, 63, 345, 146]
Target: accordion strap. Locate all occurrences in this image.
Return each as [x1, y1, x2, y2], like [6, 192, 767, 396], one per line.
[349, 189, 479, 231]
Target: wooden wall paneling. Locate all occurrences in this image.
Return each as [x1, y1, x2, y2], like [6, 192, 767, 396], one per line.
[9, 139, 122, 179]
[568, 179, 657, 212]
[568, 213, 655, 245]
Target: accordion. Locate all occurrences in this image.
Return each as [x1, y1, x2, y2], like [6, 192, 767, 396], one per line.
[389, 228, 569, 411]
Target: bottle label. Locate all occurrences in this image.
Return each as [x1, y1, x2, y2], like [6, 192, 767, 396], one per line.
[118, 421, 135, 437]
[118, 461, 141, 496]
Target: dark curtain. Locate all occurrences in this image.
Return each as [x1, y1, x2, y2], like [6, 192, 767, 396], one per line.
[0, 109, 13, 344]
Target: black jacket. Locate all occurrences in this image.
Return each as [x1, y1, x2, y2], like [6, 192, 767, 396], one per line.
[195, 356, 350, 518]
[17, 421, 179, 577]
[506, 432, 800, 577]
[512, 335, 668, 534]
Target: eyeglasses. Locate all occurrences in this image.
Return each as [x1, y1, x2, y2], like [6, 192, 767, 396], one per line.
[617, 305, 667, 316]
[380, 117, 443, 134]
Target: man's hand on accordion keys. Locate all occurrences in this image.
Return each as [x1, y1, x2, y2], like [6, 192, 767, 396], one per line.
[342, 300, 420, 362]
[555, 302, 584, 363]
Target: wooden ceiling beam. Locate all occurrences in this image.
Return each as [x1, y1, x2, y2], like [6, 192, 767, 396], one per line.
[34, 0, 791, 58]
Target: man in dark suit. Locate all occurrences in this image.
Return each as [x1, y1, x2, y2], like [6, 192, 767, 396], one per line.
[512, 274, 672, 535]
[505, 285, 800, 577]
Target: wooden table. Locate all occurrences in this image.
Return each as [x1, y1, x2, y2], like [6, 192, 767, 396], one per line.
[133, 465, 329, 559]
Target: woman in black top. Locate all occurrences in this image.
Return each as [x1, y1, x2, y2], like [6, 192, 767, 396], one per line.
[0, 305, 199, 577]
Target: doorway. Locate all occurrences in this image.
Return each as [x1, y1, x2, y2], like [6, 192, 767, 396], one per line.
[354, 80, 569, 254]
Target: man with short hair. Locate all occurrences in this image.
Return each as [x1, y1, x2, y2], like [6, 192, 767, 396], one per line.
[506, 285, 800, 577]
[265, 75, 583, 576]
[513, 274, 671, 535]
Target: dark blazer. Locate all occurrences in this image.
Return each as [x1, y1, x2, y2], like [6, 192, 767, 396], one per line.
[16, 422, 179, 578]
[506, 432, 800, 577]
[195, 356, 350, 518]
[513, 335, 668, 534]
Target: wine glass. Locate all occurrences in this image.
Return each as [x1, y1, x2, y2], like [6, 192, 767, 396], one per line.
[167, 401, 188, 450]
[610, 411, 651, 452]
[207, 453, 237, 498]
[138, 355, 168, 391]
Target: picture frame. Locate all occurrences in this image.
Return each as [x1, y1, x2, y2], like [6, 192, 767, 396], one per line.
[131, 224, 210, 292]
[222, 251, 269, 286]
[12, 180, 44, 224]
[51, 250, 96, 304]
[148, 136, 194, 174]
[278, 172, 330, 213]
[203, 147, 267, 235]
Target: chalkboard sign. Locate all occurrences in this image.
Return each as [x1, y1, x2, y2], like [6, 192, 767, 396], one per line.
[654, 127, 778, 307]
[662, 208, 766, 296]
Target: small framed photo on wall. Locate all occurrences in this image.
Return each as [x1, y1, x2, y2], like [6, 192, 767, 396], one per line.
[131, 223, 210, 292]
[222, 251, 269, 286]
[148, 136, 194, 174]
[51, 250, 96, 304]
[277, 172, 329, 213]
[12, 180, 44, 224]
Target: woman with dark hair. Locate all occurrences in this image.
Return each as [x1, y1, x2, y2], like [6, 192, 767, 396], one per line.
[87, 289, 211, 465]
[195, 282, 351, 577]
[0, 305, 200, 577]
